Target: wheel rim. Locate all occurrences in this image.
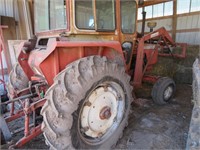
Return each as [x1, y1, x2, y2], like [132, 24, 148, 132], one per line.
[164, 85, 173, 101]
[78, 81, 125, 145]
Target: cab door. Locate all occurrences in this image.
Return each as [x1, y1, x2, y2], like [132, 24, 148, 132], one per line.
[119, 0, 138, 69]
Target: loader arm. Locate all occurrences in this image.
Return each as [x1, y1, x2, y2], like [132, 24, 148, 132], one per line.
[133, 27, 187, 87]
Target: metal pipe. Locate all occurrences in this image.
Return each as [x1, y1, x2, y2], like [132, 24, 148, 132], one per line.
[24, 99, 30, 137]
[0, 93, 36, 105]
[11, 123, 34, 135]
[10, 102, 14, 116]
[0, 29, 6, 91]
[33, 110, 36, 127]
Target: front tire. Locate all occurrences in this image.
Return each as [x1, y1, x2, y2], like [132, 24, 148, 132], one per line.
[151, 77, 176, 105]
[41, 56, 133, 149]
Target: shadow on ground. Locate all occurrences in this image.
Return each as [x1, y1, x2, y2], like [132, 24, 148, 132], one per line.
[116, 84, 193, 149]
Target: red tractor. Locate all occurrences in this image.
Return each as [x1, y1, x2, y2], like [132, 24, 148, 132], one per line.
[1, 0, 186, 149]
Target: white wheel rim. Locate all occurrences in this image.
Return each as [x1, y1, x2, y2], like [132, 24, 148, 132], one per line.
[164, 85, 173, 100]
[79, 81, 126, 143]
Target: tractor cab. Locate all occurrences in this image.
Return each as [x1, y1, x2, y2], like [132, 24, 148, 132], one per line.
[18, 0, 138, 85]
[34, 0, 138, 66]
[34, 0, 137, 43]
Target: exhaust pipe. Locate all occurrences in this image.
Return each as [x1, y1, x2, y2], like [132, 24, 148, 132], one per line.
[141, 11, 146, 36]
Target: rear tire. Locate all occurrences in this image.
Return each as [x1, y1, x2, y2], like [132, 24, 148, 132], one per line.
[7, 63, 29, 99]
[41, 56, 133, 149]
[151, 77, 176, 105]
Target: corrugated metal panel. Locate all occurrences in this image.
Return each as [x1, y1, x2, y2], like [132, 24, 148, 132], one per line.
[177, 15, 200, 30]
[194, 30, 200, 44]
[176, 14, 200, 45]
[154, 18, 172, 30]
[177, 17, 185, 30]
[176, 32, 199, 45]
[198, 15, 200, 29]
[5, 0, 14, 17]
[186, 16, 193, 29]
[0, 0, 6, 16]
[0, 0, 14, 17]
[137, 18, 172, 33]
[191, 15, 199, 29]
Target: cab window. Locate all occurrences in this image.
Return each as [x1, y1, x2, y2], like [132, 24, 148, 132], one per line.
[75, 0, 115, 31]
[75, 1, 94, 29]
[120, 0, 137, 34]
[35, 0, 67, 32]
[96, 0, 115, 31]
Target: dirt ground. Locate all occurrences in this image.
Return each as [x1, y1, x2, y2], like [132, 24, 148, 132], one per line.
[1, 84, 193, 149]
[116, 84, 193, 149]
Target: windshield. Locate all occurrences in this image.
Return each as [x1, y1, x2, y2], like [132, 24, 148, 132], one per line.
[120, 0, 136, 34]
[35, 0, 67, 32]
[75, 0, 115, 31]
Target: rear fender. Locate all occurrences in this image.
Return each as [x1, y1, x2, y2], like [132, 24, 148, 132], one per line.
[27, 38, 125, 85]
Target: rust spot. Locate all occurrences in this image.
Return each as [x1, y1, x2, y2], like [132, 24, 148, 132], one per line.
[85, 101, 92, 107]
[103, 85, 108, 92]
[99, 106, 111, 120]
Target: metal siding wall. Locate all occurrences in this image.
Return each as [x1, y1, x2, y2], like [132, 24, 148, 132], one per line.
[0, 0, 14, 17]
[0, 0, 6, 16]
[177, 15, 200, 30]
[195, 29, 200, 44]
[176, 32, 199, 45]
[137, 18, 172, 33]
[5, 0, 14, 17]
[176, 14, 200, 45]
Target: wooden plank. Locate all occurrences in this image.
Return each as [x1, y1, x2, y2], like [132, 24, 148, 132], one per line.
[176, 28, 200, 33]
[177, 11, 200, 17]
